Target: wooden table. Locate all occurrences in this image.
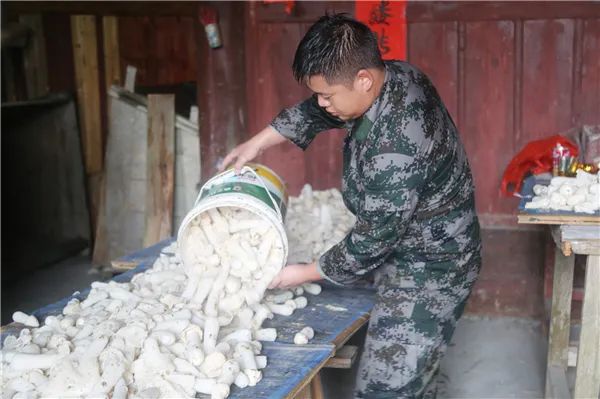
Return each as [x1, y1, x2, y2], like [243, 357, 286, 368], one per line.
[2, 239, 376, 399]
[518, 212, 600, 399]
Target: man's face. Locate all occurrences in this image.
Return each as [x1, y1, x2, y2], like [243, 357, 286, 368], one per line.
[307, 74, 371, 121]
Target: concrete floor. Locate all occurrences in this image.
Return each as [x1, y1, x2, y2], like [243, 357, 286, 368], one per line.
[321, 317, 546, 398]
[2, 257, 547, 398]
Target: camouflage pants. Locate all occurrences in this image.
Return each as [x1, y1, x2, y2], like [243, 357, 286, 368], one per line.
[355, 253, 481, 399]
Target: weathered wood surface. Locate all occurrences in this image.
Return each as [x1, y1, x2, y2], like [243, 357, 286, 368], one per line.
[96, 88, 200, 265]
[197, 2, 247, 182]
[1, 95, 90, 277]
[71, 15, 103, 175]
[325, 345, 359, 369]
[143, 94, 175, 247]
[102, 16, 121, 89]
[545, 247, 575, 397]
[19, 14, 49, 99]
[573, 255, 600, 399]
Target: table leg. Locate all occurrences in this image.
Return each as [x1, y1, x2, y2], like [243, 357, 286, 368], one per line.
[310, 373, 325, 399]
[545, 247, 575, 398]
[573, 255, 600, 399]
[294, 373, 324, 399]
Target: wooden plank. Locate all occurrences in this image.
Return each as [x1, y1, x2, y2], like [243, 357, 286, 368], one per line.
[71, 15, 103, 175]
[570, 241, 600, 256]
[325, 345, 359, 369]
[520, 19, 574, 148]
[407, 2, 600, 22]
[1, 22, 30, 47]
[545, 247, 575, 398]
[110, 259, 138, 271]
[5, 2, 198, 17]
[91, 173, 109, 265]
[547, 365, 571, 399]
[1, 49, 19, 102]
[462, 20, 515, 217]
[244, 16, 311, 195]
[92, 15, 119, 264]
[102, 16, 120, 89]
[573, 19, 600, 126]
[118, 16, 197, 87]
[309, 373, 325, 399]
[560, 225, 600, 241]
[198, 3, 247, 182]
[262, 285, 375, 347]
[408, 21, 459, 121]
[518, 213, 600, 226]
[19, 14, 49, 99]
[143, 94, 175, 247]
[573, 255, 600, 399]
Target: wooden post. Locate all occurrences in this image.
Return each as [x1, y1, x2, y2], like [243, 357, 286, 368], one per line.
[545, 246, 575, 398]
[573, 255, 600, 399]
[71, 15, 104, 236]
[102, 16, 121, 90]
[92, 16, 120, 266]
[143, 94, 175, 247]
[19, 14, 49, 99]
[197, 2, 247, 181]
[72, 15, 103, 175]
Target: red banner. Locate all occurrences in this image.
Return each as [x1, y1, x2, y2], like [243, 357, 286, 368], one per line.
[355, 0, 407, 60]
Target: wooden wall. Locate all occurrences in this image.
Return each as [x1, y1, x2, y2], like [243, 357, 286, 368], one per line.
[245, 2, 352, 194]
[244, 1, 600, 229]
[118, 16, 197, 86]
[407, 10, 600, 227]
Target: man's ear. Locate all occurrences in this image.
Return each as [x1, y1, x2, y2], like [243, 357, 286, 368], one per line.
[354, 69, 374, 93]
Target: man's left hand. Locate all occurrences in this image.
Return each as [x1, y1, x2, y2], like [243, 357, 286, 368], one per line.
[268, 262, 322, 289]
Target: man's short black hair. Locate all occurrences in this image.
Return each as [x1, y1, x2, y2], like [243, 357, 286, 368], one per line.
[292, 13, 384, 85]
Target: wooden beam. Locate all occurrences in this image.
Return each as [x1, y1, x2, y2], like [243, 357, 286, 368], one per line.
[325, 345, 359, 369]
[71, 15, 103, 175]
[573, 255, 600, 399]
[197, 3, 248, 182]
[102, 16, 120, 90]
[518, 213, 600, 226]
[143, 94, 175, 247]
[5, 2, 197, 18]
[19, 14, 48, 99]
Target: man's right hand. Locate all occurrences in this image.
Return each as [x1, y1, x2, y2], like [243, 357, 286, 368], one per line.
[219, 125, 287, 173]
[220, 140, 262, 174]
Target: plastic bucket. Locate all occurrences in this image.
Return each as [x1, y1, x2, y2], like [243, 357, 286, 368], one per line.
[177, 163, 289, 269]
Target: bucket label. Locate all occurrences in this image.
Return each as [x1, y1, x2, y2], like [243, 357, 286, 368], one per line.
[200, 182, 287, 218]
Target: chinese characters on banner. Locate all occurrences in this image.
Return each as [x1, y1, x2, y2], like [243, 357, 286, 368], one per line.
[355, 0, 407, 60]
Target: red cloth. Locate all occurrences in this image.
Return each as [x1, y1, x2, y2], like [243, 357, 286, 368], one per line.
[501, 135, 578, 196]
[355, 1, 407, 60]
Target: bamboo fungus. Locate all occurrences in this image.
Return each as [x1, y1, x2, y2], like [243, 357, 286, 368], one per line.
[2, 190, 343, 397]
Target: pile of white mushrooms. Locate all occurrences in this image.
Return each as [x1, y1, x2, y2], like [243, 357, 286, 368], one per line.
[525, 170, 600, 214]
[286, 184, 356, 264]
[1, 185, 354, 398]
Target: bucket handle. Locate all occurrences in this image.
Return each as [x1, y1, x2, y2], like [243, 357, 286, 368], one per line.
[195, 166, 284, 222]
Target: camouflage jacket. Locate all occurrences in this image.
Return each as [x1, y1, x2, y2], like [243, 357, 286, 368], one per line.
[271, 61, 481, 286]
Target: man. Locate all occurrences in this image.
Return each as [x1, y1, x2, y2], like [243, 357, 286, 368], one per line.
[222, 14, 481, 399]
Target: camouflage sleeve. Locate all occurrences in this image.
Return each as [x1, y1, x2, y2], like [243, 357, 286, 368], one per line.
[318, 125, 434, 285]
[270, 95, 345, 150]
[316, 163, 421, 286]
